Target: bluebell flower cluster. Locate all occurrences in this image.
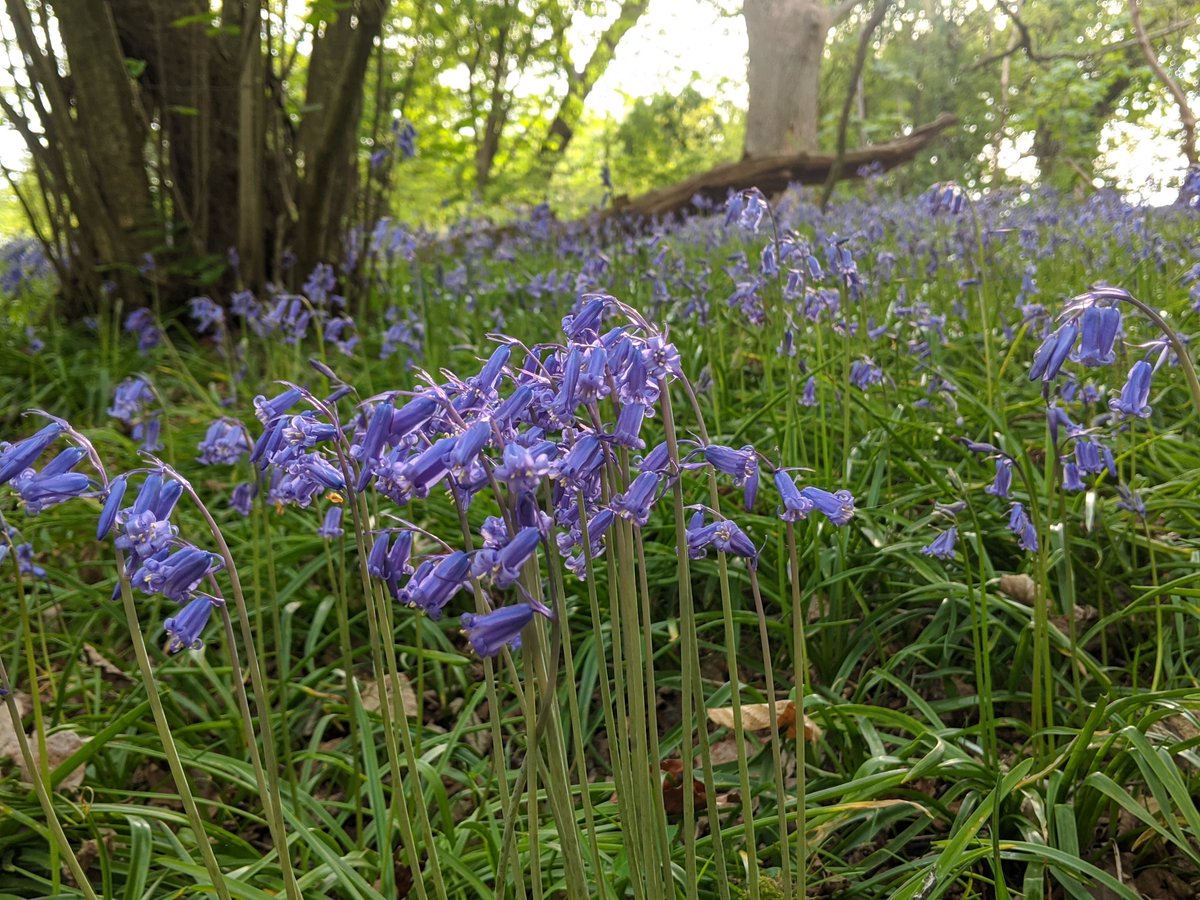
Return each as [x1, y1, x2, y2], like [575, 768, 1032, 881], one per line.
[0, 417, 225, 653]
[232, 292, 855, 656]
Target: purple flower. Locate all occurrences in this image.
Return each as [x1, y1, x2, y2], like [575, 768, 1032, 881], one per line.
[164, 595, 217, 653]
[461, 604, 535, 657]
[774, 471, 813, 522]
[1115, 485, 1146, 518]
[189, 296, 226, 336]
[116, 509, 179, 557]
[108, 376, 155, 424]
[1076, 306, 1120, 366]
[11, 467, 92, 515]
[1008, 503, 1038, 552]
[799, 486, 855, 526]
[230, 482, 255, 516]
[97, 475, 128, 540]
[687, 512, 757, 561]
[985, 458, 1013, 499]
[473, 526, 541, 589]
[317, 507, 344, 539]
[124, 309, 161, 356]
[133, 547, 222, 603]
[198, 419, 250, 465]
[1028, 322, 1078, 383]
[1109, 360, 1152, 419]
[133, 415, 163, 453]
[1062, 462, 1085, 492]
[610, 472, 662, 527]
[398, 551, 471, 619]
[800, 376, 817, 407]
[611, 402, 648, 450]
[849, 359, 884, 391]
[254, 388, 303, 424]
[494, 442, 553, 494]
[921, 527, 957, 560]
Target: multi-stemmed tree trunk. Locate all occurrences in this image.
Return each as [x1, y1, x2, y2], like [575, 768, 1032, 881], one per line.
[2, 0, 388, 312]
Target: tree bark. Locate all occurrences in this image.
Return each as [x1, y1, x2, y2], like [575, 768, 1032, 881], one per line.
[294, 0, 388, 272]
[743, 0, 832, 157]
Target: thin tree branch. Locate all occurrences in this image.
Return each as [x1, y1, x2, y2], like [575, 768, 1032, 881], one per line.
[820, 0, 891, 209]
[1128, 0, 1196, 165]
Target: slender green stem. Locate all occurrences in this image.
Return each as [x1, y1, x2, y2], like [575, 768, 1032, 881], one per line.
[0, 656, 96, 900]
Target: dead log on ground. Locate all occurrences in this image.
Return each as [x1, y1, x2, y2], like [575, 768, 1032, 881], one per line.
[610, 112, 957, 219]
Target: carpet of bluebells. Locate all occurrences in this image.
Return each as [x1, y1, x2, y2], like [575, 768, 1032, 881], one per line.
[3, 177, 1200, 899]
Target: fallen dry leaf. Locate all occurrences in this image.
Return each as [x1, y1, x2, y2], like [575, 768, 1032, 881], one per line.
[660, 759, 706, 816]
[998, 573, 1036, 605]
[708, 734, 756, 766]
[6, 729, 89, 791]
[84, 644, 133, 683]
[360, 673, 419, 718]
[707, 700, 821, 743]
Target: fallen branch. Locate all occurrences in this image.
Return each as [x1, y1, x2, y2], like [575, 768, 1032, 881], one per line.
[610, 113, 957, 219]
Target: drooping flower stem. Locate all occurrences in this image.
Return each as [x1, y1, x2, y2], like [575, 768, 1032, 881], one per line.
[784, 521, 808, 898]
[540, 507, 607, 892]
[113, 551, 233, 900]
[164, 468, 303, 900]
[661, 378, 729, 900]
[748, 564, 792, 897]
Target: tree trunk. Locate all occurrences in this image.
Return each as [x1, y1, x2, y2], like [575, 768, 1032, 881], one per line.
[474, 23, 511, 192]
[742, 0, 833, 157]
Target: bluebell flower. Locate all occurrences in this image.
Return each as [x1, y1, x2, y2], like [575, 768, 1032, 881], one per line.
[188, 296, 226, 336]
[317, 507, 344, 539]
[1076, 306, 1120, 366]
[687, 513, 758, 561]
[849, 359, 884, 391]
[254, 388, 303, 424]
[1028, 321, 1079, 383]
[461, 604, 535, 657]
[14, 541, 47, 579]
[133, 547, 222, 602]
[985, 458, 1013, 498]
[921, 527, 957, 560]
[133, 415, 163, 453]
[1109, 359, 1153, 419]
[1115, 485, 1146, 518]
[11, 468, 92, 515]
[800, 376, 817, 407]
[494, 442, 553, 494]
[1062, 462, 1085, 492]
[774, 472, 813, 522]
[116, 509, 178, 557]
[124, 309, 161, 355]
[164, 595, 217, 653]
[799, 486, 855, 526]
[197, 419, 250, 465]
[610, 472, 662, 527]
[479, 526, 541, 590]
[229, 482, 255, 516]
[1073, 437, 1105, 475]
[0, 424, 63, 486]
[108, 376, 155, 424]
[1008, 503, 1038, 552]
[97, 475, 128, 540]
[398, 551, 471, 619]
[611, 402, 648, 450]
